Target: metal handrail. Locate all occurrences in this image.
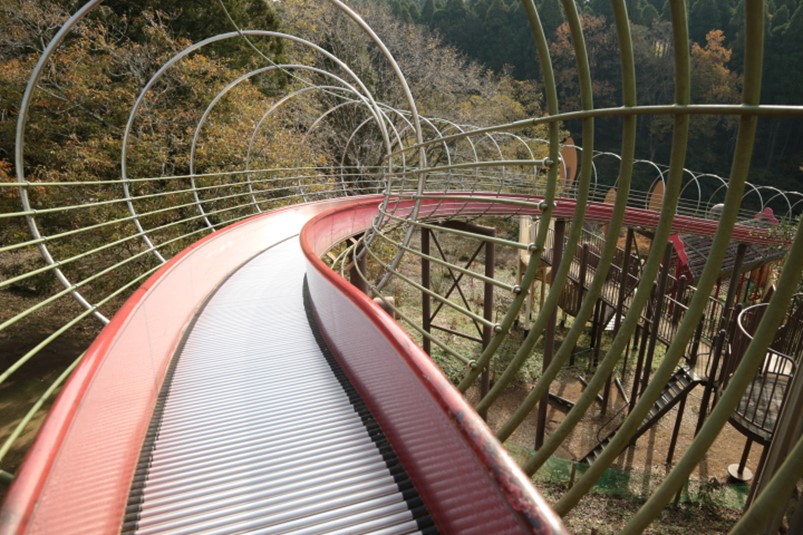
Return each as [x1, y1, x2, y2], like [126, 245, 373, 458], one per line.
[2, 1, 802, 533]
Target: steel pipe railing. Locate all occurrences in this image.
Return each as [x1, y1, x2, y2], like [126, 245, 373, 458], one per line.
[2, 1, 802, 533]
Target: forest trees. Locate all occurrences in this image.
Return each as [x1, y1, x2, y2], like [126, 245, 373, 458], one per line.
[0, 0, 322, 293]
[382, 0, 803, 192]
[1, 0, 548, 278]
[275, 0, 546, 174]
[688, 29, 742, 170]
[3, 0, 799, 243]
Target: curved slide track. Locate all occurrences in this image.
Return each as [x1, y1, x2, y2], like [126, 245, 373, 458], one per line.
[1, 192, 788, 534]
[0, 195, 567, 535]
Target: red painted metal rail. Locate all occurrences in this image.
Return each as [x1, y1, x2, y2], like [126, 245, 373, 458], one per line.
[2, 193, 784, 533]
[0, 198, 365, 533]
[303, 198, 565, 533]
[404, 193, 788, 245]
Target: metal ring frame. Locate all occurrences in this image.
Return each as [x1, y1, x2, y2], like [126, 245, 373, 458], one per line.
[2, 1, 802, 532]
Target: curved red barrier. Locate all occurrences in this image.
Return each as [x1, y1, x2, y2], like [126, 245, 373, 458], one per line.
[0, 198, 369, 534]
[3, 192, 781, 534]
[301, 198, 567, 534]
[400, 193, 787, 245]
[299, 193, 785, 532]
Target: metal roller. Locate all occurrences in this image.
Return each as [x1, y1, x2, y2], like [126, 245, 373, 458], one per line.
[124, 236, 433, 534]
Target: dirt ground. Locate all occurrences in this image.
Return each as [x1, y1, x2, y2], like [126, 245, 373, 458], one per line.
[485, 377, 759, 484]
[468, 375, 764, 533]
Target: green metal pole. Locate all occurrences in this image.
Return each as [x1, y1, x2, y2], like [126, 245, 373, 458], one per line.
[554, 0, 775, 514]
[457, 0, 559, 392]
[730, 433, 803, 535]
[512, 0, 651, 467]
[475, 0, 596, 411]
[624, 217, 803, 533]
[613, 2, 771, 529]
[0, 470, 13, 485]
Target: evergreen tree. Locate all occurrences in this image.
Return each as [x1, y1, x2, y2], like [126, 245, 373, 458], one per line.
[640, 3, 660, 26]
[689, 0, 723, 45]
[536, 0, 565, 39]
[479, 0, 510, 66]
[420, 0, 442, 23]
[771, 4, 791, 35]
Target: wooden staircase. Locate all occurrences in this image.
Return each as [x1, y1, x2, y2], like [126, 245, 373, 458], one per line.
[577, 366, 703, 465]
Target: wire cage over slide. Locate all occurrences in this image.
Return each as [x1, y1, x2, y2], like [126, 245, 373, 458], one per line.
[1, 1, 802, 534]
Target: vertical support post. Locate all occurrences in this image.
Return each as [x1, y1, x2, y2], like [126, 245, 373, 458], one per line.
[630, 284, 655, 412]
[421, 227, 431, 355]
[672, 275, 687, 325]
[735, 271, 748, 306]
[632, 321, 642, 357]
[738, 438, 753, 474]
[666, 393, 688, 465]
[695, 329, 727, 434]
[479, 232, 496, 420]
[539, 270, 546, 311]
[536, 218, 565, 449]
[709, 278, 723, 339]
[577, 243, 589, 311]
[688, 315, 705, 369]
[588, 298, 600, 358]
[348, 236, 367, 294]
[720, 303, 744, 382]
[720, 243, 748, 332]
[640, 243, 674, 396]
[600, 304, 612, 416]
[615, 227, 635, 335]
[593, 300, 604, 367]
